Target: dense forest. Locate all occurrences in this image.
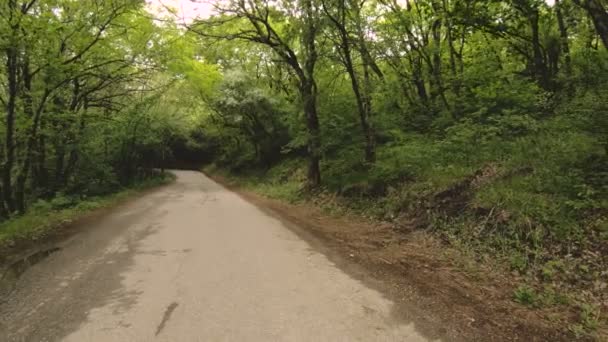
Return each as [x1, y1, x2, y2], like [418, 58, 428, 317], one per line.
[194, 0, 608, 336]
[0, 0, 200, 217]
[1, 0, 607, 337]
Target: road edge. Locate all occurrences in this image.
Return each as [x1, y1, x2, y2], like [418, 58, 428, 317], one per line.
[203, 170, 573, 342]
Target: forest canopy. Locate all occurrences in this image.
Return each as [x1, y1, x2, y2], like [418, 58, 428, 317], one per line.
[1, 0, 606, 211]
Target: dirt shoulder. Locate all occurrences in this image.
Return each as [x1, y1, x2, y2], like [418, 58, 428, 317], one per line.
[209, 173, 578, 342]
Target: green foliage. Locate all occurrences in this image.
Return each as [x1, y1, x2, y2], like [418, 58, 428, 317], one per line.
[513, 283, 570, 309]
[193, 0, 607, 335]
[569, 302, 602, 338]
[510, 254, 529, 273]
[2, 0, 606, 334]
[514, 285, 541, 307]
[541, 260, 564, 280]
[205, 161, 304, 203]
[0, 0, 206, 220]
[578, 303, 601, 332]
[205, 70, 292, 170]
[0, 173, 174, 248]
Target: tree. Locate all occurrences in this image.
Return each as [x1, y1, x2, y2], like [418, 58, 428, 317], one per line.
[191, 0, 323, 187]
[322, 0, 380, 163]
[573, 0, 608, 50]
[0, 0, 197, 216]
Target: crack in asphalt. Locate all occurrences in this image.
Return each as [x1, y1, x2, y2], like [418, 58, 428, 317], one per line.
[155, 302, 179, 336]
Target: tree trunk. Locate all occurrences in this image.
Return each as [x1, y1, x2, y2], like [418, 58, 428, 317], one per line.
[15, 57, 48, 213]
[62, 100, 88, 188]
[346, 59, 375, 163]
[430, 18, 443, 99]
[353, 3, 377, 163]
[2, 0, 20, 212]
[529, 9, 550, 90]
[0, 187, 7, 219]
[412, 55, 429, 104]
[330, 8, 375, 163]
[574, 0, 608, 50]
[361, 67, 376, 164]
[34, 132, 48, 191]
[301, 79, 321, 188]
[555, 0, 572, 74]
[301, 0, 321, 188]
[54, 143, 66, 190]
[443, 0, 463, 97]
[3, 43, 18, 213]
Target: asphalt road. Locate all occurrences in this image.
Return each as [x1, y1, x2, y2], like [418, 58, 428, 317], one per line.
[0, 171, 432, 341]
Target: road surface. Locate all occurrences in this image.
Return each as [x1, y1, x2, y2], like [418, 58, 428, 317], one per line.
[0, 171, 433, 341]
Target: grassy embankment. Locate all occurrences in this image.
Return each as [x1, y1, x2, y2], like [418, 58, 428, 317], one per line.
[205, 116, 607, 338]
[0, 172, 175, 250]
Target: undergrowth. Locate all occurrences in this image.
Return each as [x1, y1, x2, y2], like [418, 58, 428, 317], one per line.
[206, 115, 607, 338]
[0, 172, 175, 250]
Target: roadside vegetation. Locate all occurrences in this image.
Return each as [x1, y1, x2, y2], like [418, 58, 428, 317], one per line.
[0, 172, 174, 250]
[0, 1, 207, 247]
[1, 0, 607, 339]
[190, 0, 608, 338]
